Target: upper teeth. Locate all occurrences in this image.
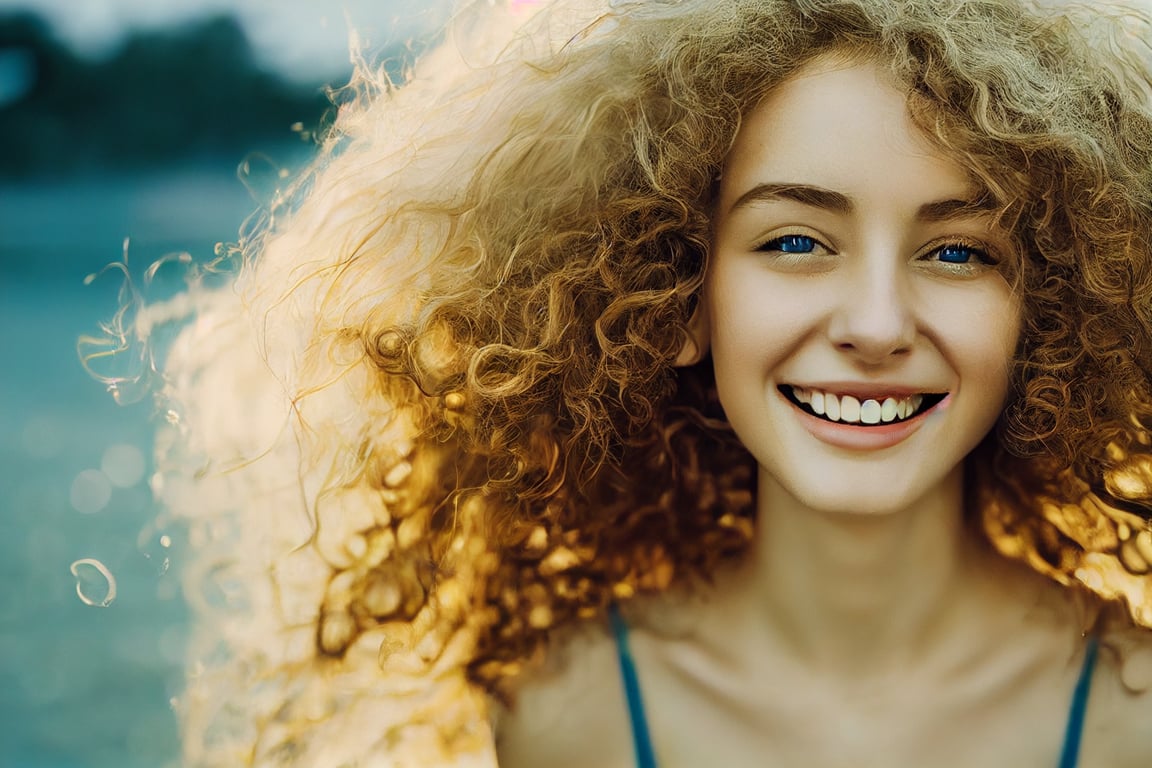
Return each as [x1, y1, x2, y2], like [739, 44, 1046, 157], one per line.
[790, 387, 924, 424]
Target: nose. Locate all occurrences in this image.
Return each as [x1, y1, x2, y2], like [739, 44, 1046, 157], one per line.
[827, 257, 916, 363]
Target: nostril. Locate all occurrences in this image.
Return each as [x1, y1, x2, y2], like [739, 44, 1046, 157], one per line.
[835, 339, 914, 360]
[827, 290, 917, 358]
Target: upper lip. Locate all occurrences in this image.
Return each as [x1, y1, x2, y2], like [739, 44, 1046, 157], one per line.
[781, 382, 947, 400]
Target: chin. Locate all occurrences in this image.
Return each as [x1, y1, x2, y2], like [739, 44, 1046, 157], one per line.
[763, 462, 958, 519]
[796, 491, 918, 518]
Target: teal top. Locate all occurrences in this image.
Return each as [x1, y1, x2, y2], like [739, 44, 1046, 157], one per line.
[608, 608, 1099, 768]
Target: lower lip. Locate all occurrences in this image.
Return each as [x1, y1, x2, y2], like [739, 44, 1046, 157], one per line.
[786, 393, 950, 450]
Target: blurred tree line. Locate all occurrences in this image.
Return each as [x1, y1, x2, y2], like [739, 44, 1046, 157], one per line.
[0, 11, 338, 178]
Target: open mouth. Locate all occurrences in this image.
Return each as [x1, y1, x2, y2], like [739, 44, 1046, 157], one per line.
[780, 385, 947, 426]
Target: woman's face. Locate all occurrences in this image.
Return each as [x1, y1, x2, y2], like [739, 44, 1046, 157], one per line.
[705, 57, 1021, 516]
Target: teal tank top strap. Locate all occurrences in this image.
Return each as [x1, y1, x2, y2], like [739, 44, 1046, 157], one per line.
[1056, 634, 1099, 768]
[609, 605, 659, 768]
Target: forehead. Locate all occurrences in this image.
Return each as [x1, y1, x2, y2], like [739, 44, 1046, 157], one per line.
[717, 57, 983, 214]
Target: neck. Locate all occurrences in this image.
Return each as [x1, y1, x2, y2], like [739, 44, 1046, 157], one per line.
[735, 463, 988, 677]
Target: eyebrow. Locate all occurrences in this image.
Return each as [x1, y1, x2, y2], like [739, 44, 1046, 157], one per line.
[726, 182, 997, 222]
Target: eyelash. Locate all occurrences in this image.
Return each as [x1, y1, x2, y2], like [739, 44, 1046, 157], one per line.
[755, 233, 999, 269]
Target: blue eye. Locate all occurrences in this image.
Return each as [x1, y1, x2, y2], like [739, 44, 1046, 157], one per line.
[934, 243, 992, 265]
[762, 234, 817, 253]
[938, 244, 973, 263]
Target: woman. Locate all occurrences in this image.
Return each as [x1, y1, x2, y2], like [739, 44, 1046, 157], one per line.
[157, 0, 1152, 765]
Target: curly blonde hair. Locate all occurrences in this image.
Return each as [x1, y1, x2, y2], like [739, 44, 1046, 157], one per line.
[156, 0, 1152, 764]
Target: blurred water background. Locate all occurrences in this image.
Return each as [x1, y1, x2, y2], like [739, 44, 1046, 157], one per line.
[0, 4, 443, 765]
[2, 165, 250, 768]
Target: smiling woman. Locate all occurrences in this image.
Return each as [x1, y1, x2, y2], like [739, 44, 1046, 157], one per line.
[151, 1, 1152, 766]
[702, 58, 1020, 506]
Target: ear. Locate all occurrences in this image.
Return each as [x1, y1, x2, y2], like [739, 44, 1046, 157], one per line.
[674, 298, 711, 366]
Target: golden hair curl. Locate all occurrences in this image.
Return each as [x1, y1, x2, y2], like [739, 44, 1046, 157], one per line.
[155, 0, 1152, 764]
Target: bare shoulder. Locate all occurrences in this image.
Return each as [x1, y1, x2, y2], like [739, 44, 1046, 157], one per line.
[494, 619, 634, 768]
[1086, 619, 1152, 767]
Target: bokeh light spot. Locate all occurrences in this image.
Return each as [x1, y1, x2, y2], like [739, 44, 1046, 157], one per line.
[70, 469, 112, 514]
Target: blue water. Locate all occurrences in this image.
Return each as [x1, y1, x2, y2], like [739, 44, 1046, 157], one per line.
[0, 164, 263, 767]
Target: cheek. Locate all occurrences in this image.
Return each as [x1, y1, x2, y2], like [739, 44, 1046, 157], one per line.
[929, 287, 1020, 397]
[706, 270, 821, 362]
